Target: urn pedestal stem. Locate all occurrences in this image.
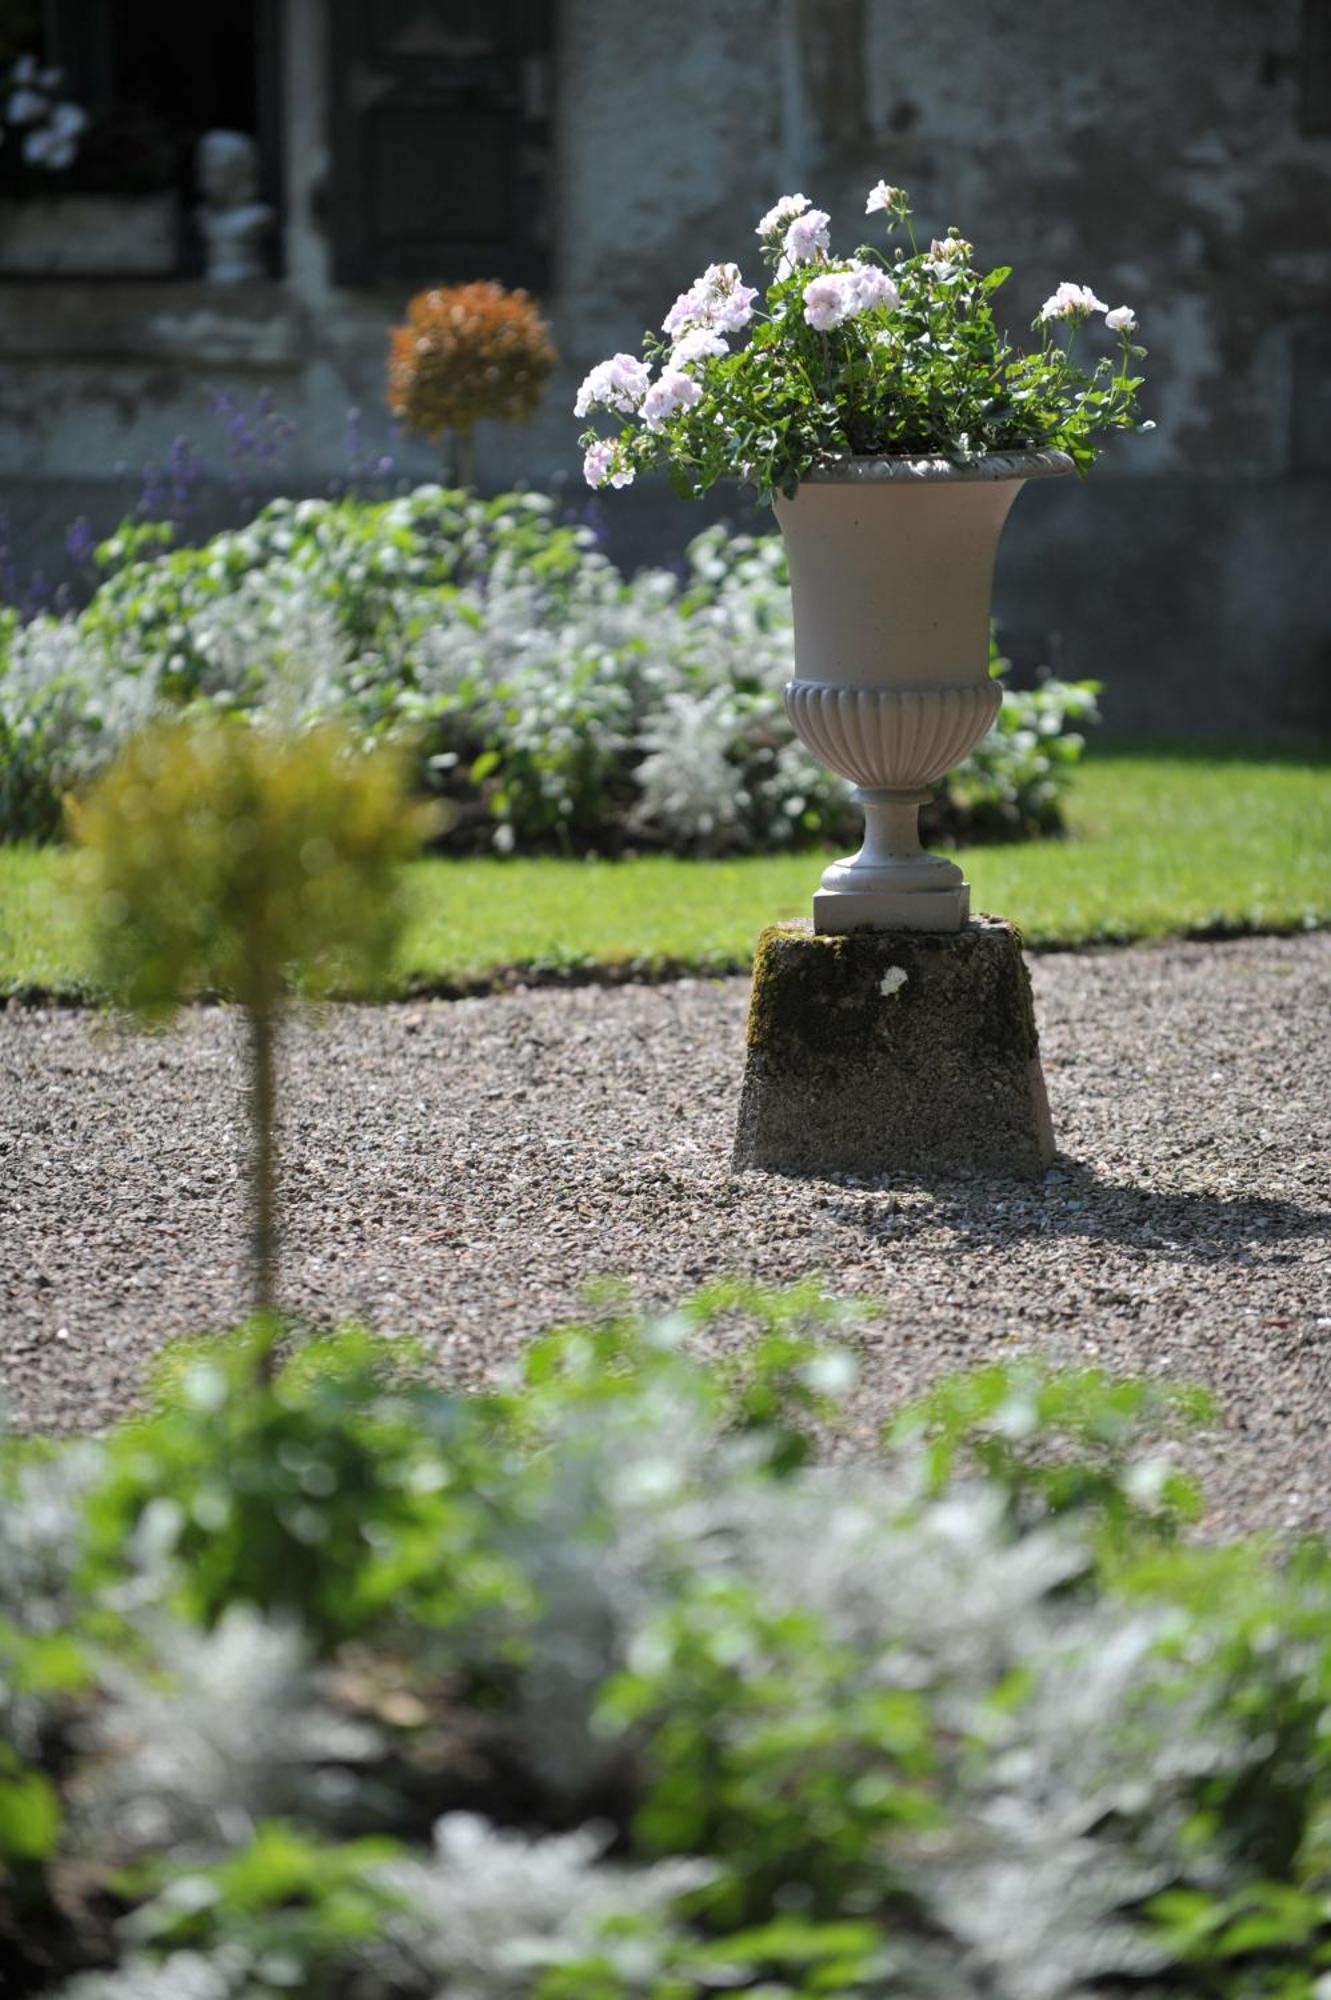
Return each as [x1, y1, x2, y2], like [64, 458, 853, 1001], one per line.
[815, 786, 968, 933]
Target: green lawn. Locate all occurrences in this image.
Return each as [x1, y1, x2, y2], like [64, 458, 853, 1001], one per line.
[2, 753, 1328, 1001]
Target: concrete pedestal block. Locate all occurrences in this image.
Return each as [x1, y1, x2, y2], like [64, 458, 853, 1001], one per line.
[733, 917, 1055, 1180]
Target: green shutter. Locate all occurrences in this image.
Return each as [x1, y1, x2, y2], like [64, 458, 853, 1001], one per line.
[329, 0, 554, 292]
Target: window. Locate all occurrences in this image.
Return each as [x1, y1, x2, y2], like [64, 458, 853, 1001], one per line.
[329, 0, 554, 292]
[20, 0, 281, 274]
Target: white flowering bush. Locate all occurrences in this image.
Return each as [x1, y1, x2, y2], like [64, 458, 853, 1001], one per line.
[0, 488, 1097, 850]
[576, 183, 1149, 499]
[1, 55, 87, 172]
[2, 1292, 1330, 1997]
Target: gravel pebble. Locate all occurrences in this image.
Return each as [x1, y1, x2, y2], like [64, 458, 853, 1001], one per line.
[2, 933, 1328, 1538]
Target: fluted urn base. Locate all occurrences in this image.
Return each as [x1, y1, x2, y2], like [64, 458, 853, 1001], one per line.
[784, 680, 1003, 933]
[814, 786, 969, 933]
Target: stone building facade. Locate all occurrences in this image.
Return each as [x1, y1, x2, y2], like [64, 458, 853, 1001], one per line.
[0, 0, 1328, 740]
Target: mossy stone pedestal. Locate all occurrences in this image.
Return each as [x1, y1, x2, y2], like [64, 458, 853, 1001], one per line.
[733, 918, 1054, 1180]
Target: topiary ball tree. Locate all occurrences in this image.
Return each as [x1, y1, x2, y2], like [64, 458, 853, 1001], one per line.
[387, 279, 557, 489]
[71, 720, 437, 1332]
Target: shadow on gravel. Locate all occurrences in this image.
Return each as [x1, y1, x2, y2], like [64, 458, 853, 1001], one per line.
[821, 1158, 1330, 1264]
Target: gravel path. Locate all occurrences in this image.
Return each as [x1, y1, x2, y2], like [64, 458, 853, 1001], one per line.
[2, 933, 1328, 1537]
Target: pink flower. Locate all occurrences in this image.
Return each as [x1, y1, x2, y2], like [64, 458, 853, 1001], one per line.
[847, 262, 899, 313]
[662, 263, 757, 338]
[783, 208, 831, 266]
[802, 262, 899, 332]
[802, 275, 851, 331]
[1038, 281, 1108, 324]
[1105, 305, 1137, 333]
[865, 181, 903, 215]
[756, 193, 810, 239]
[583, 439, 634, 489]
[573, 353, 651, 418]
[641, 368, 703, 431]
[582, 440, 615, 487]
[670, 326, 728, 371]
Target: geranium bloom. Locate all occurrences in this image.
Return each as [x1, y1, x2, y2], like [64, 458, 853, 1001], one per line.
[802, 275, 849, 331]
[756, 193, 809, 239]
[582, 439, 634, 489]
[782, 208, 831, 266]
[865, 181, 903, 214]
[663, 263, 758, 339]
[670, 326, 729, 371]
[6, 87, 48, 124]
[1039, 281, 1109, 323]
[802, 262, 899, 331]
[1105, 305, 1137, 333]
[573, 353, 652, 418]
[923, 233, 972, 278]
[848, 262, 899, 312]
[641, 368, 703, 431]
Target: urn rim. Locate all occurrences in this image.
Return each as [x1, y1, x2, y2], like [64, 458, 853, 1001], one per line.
[792, 447, 1075, 486]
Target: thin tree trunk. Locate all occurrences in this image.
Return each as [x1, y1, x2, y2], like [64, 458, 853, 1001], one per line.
[246, 1003, 279, 1366]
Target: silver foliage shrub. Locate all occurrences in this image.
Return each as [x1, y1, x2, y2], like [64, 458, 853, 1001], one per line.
[0, 489, 1097, 848]
[2, 1296, 1323, 1996]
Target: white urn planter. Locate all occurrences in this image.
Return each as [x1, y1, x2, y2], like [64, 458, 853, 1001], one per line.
[776, 448, 1073, 933]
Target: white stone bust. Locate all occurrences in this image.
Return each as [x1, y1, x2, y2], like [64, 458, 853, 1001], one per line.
[196, 130, 274, 284]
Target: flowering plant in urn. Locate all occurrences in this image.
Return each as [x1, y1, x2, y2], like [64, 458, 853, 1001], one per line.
[575, 185, 1149, 931]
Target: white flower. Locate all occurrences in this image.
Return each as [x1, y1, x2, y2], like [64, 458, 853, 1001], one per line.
[583, 438, 635, 490]
[7, 87, 48, 124]
[48, 102, 86, 139]
[1105, 305, 1137, 333]
[1038, 280, 1109, 323]
[11, 57, 62, 90]
[573, 352, 651, 418]
[582, 439, 616, 489]
[663, 262, 758, 339]
[669, 325, 728, 372]
[641, 367, 702, 431]
[802, 274, 853, 332]
[923, 233, 973, 278]
[802, 262, 898, 331]
[865, 180, 904, 214]
[783, 207, 831, 266]
[27, 133, 73, 169]
[756, 192, 810, 238]
[848, 261, 899, 313]
[707, 264, 759, 332]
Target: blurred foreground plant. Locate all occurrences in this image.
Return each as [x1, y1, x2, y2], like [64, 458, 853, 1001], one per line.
[4, 1293, 1330, 1998]
[69, 721, 437, 1324]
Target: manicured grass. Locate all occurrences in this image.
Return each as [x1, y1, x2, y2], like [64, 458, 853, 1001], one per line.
[2, 753, 1328, 1001]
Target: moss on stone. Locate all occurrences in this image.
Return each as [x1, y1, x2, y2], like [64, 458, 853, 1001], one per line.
[746, 922, 853, 1051]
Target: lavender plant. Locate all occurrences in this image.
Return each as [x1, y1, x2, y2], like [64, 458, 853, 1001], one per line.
[576, 182, 1150, 499]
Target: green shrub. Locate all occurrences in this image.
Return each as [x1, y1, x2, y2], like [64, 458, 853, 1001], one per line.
[0, 490, 1098, 854]
[2, 1289, 1329, 1997]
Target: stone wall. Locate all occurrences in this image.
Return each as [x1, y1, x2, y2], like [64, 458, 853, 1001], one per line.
[0, 0, 1327, 741]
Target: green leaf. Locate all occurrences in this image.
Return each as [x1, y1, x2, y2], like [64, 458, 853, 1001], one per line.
[0, 1769, 61, 1863]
